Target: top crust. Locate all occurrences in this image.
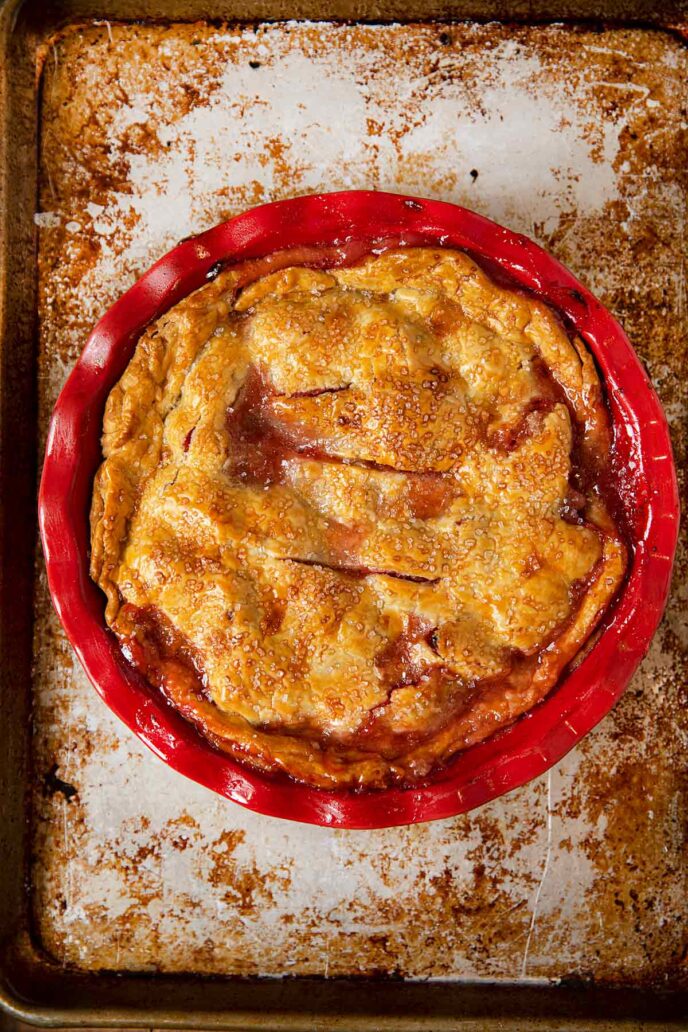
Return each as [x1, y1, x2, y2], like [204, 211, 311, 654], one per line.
[90, 247, 627, 788]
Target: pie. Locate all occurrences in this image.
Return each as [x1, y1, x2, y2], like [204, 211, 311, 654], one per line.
[90, 245, 627, 789]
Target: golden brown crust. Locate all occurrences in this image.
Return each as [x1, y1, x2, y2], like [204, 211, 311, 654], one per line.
[90, 247, 627, 788]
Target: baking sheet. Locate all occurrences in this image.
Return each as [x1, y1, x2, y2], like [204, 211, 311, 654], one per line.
[32, 20, 687, 985]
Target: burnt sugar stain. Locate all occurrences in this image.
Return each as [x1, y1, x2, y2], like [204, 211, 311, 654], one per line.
[43, 763, 78, 802]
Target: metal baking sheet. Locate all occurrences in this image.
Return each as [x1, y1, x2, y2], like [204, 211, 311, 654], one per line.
[1, 2, 686, 1027]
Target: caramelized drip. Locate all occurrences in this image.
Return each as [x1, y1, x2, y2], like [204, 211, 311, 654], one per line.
[408, 474, 455, 519]
[568, 575, 591, 610]
[261, 600, 285, 637]
[324, 519, 366, 563]
[117, 604, 209, 703]
[488, 397, 556, 452]
[561, 487, 587, 525]
[374, 615, 439, 689]
[225, 365, 303, 485]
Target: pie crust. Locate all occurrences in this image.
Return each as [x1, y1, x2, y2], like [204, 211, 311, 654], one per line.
[90, 246, 627, 789]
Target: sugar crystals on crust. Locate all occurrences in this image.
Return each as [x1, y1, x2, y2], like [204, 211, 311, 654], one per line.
[90, 247, 627, 789]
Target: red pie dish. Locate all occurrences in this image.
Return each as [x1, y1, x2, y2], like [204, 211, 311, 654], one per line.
[39, 191, 679, 828]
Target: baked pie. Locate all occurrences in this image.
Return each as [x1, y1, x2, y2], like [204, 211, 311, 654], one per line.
[90, 246, 627, 789]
